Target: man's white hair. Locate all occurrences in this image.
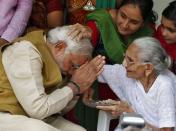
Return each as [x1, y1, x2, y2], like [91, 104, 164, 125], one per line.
[47, 26, 93, 58]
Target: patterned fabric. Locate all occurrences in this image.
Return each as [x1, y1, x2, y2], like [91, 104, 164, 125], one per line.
[67, 0, 96, 24]
[68, 0, 94, 9]
[67, 0, 117, 24]
[28, 0, 63, 29]
[68, 9, 91, 24]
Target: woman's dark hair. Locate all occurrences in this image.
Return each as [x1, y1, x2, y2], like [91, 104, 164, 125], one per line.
[162, 0, 176, 26]
[118, 0, 157, 23]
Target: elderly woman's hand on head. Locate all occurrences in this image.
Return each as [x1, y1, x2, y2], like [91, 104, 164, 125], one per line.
[70, 55, 105, 94]
[68, 23, 92, 42]
[96, 100, 133, 118]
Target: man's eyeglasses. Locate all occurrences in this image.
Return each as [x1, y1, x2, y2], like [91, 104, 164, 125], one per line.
[72, 64, 81, 69]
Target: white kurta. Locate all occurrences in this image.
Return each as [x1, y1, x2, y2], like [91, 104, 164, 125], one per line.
[99, 64, 176, 128]
[1, 41, 85, 131]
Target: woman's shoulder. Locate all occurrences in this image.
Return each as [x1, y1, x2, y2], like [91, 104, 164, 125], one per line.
[157, 70, 176, 91]
[108, 9, 117, 23]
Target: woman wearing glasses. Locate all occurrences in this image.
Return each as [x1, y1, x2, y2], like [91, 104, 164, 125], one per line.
[97, 37, 175, 131]
[68, 0, 157, 130]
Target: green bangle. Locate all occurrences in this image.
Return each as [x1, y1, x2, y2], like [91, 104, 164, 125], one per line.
[69, 80, 80, 93]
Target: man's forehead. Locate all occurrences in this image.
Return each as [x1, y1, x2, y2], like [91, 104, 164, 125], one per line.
[70, 53, 90, 63]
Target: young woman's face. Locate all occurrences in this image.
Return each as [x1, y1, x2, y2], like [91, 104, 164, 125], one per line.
[161, 16, 176, 44]
[116, 4, 144, 36]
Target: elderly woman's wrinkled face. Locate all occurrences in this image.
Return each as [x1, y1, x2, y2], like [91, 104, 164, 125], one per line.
[122, 44, 146, 79]
[161, 16, 176, 44]
[116, 4, 144, 36]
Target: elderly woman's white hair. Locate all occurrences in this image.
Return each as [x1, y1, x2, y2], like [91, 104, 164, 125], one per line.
[46, 26, 93, 58]
[133, 37, 172, 74]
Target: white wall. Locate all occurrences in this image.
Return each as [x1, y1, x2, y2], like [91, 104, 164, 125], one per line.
[153, 0, 174, 25]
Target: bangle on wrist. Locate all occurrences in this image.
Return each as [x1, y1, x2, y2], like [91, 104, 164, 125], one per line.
[68, 80, 80, 95]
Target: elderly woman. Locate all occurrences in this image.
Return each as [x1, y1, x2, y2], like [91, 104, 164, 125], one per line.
[97, 37, 176, 131]
[69, 1, 157, 130]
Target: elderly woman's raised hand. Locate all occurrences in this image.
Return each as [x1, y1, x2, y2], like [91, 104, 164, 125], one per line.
[96, 100, 133, 118]
[68, 23, 92, 42]
[70, 55, 105, 94]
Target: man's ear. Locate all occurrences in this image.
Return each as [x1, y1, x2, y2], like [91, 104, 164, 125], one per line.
[54, 42, 67, 54]
[144, 63, 154, 77]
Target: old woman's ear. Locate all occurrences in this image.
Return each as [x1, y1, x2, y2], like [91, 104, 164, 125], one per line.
[144, 63, 154, 77]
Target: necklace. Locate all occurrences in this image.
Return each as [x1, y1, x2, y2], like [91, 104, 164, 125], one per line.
[83, 0, 96, 11]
